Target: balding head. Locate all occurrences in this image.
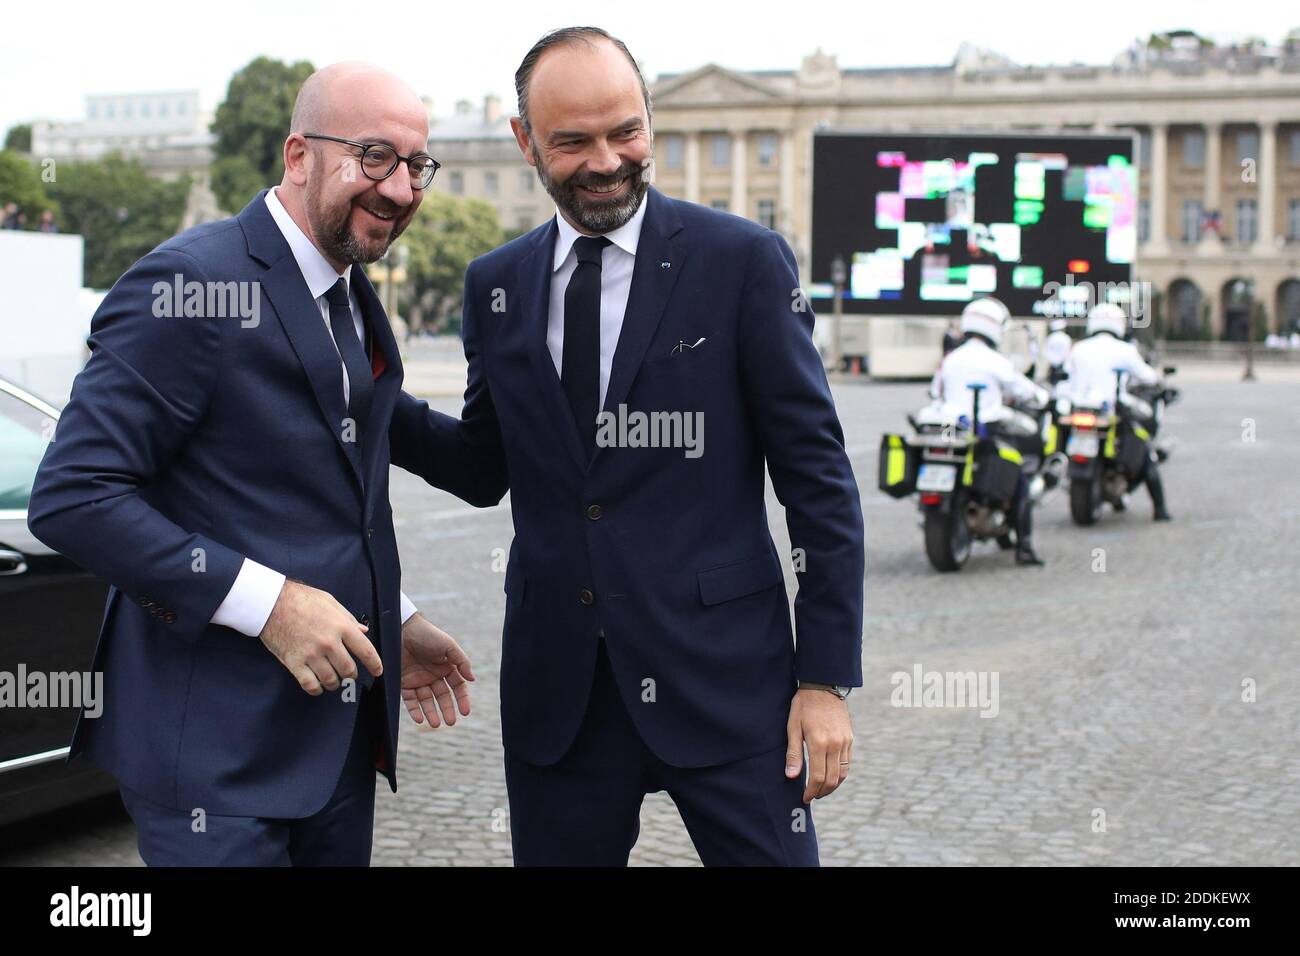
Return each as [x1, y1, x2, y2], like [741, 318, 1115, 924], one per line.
[290, 61, 426, 139]
[278, 61, 432, 271]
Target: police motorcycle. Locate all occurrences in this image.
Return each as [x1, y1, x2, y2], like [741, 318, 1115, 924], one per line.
[880, 383, 1066, 572]
[1063, 366, 1179, 526]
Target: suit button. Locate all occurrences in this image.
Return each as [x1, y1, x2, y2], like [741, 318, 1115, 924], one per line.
[367, 528, 374, 541]
[579, 589, 595, 606]
[585, 504, 603, 521]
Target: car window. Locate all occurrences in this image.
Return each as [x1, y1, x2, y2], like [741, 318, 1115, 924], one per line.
[0, 391, 51, 512]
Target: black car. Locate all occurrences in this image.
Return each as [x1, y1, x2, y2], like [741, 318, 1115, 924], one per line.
[0, 377, 115, 825]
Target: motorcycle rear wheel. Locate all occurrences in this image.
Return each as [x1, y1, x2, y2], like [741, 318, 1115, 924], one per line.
[924, 505, 972, 572]
[1069, 475, 1103, 526]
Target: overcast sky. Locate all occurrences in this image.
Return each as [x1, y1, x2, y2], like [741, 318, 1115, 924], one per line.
[3, 0, 1296, 135]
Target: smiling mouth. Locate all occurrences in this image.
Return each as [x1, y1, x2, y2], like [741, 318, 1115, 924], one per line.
[359, 204, 397, 222]
[579, 178, 627, 196]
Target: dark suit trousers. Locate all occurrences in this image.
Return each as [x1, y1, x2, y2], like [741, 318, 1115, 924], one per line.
[119, 687, 382, 866]
[505, 642, 819, 867]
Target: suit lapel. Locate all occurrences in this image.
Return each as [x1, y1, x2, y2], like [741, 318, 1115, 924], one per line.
[240, 192, 364, 495]
[515, 220, 589, 472]
[600, 188, 686, 417]
[352, 268, 404, 501]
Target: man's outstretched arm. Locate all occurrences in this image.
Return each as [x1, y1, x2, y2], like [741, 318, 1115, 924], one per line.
[390, 264, 509, 507]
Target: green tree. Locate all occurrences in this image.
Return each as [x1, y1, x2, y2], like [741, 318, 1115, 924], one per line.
[210, 56, 314, 213]
[0, 149, 55, 225]
[4, 123, 32, 153]
[396, 193, 505, 334]
[46, 155, 190, 289]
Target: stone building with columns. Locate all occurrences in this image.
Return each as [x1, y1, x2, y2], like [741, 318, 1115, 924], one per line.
[648, 33, 1300, 340]
[426, 94, 554, 236]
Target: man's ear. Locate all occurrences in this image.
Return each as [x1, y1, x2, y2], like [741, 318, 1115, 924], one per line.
[509, 117, 535, 166]
[283, 134, 311, 186]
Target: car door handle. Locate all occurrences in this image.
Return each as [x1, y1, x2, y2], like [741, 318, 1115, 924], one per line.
[0, 549, 29, 576]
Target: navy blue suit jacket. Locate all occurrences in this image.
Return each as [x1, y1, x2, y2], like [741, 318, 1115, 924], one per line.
[392, 187, 865, 768]
[28, 190, 409, 818]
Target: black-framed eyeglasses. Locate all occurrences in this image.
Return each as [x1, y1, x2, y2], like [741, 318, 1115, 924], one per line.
[303, 134, 441, 190]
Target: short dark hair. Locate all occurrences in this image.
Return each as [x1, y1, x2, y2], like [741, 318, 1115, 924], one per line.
[514, 26, 653, 135]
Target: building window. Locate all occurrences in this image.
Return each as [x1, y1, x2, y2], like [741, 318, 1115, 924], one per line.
[662, 134, 684, 170]
[123, 102, 133, 118]
[1137, 129, 1151, 167]
[756, 133, 778, 168]
[484, 171, 499, 196]
[88, 103, 98, 119]
[159, 101, 168, 117]
[1290, 130, 1300, 166]
[710, 198, 729, 211]
[1235, 198, 1258, 244]
[1288, 198, 1300, 241]
[756, 198, 776, 229]
[105, 102, 115, 119]
[141, 101, 151, 118]
[710, 134, 730, 168]
[1138, 198, 1150, 243]
[177, 100, 188, 115]
[1183, 130, 1204, 168]
[1236, 130, 1259, 166]
[449, 171, 464, 195]
[520, 169, 534, 193]
[1181, 199, 1203, 243]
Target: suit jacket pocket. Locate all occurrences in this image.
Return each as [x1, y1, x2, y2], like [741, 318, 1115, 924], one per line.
[697, 551, 784, 606]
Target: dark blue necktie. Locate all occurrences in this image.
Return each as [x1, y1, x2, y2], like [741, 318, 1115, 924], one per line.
[324, 278, 373, 445]
[562, 236, 610, 456]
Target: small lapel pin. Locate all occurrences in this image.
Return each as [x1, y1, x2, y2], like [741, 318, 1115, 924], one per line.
[660, 260, 671, 269]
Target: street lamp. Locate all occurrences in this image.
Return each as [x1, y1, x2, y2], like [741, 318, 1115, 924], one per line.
[385, 242, 409, 337]
[830, 254, 847, 374]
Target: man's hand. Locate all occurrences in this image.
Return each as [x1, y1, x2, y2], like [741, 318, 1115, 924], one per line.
[786, 689, 854, 803]
[259, 580, 382, 695]
[400, 613, 475, 728]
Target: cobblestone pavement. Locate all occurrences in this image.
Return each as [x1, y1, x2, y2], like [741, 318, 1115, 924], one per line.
[3, 362, 1297, 866]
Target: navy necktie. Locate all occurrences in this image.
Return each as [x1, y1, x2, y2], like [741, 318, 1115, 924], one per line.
[562, 236, 610, 456]
[324, 278, 373, 445]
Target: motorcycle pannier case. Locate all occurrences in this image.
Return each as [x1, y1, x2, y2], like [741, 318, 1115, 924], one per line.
[1113, 422, 1149, 478]
[967, 440, 1022, 504]
[878, 433, 918, 498]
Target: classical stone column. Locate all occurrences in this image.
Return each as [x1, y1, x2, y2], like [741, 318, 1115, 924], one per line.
[1144, 123, 1170, 256]
[1253, 121, 1277, 255]
[684, 131, 700, 205]
[729, 129, 747, 217]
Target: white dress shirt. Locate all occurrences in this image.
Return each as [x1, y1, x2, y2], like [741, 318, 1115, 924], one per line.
[547, 193, 648, 408]
[210, 187, 417, 637]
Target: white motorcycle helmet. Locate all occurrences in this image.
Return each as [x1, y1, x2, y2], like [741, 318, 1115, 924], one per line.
[1049, 319, 1068, 333]
[1086, 302, 1127, 338]
[959, 297, 1010, 348]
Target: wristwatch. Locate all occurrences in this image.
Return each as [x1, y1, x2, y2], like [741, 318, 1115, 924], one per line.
[797, 681, 852, 700]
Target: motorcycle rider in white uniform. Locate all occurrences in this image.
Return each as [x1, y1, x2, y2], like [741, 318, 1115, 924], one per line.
[1065, 303, 1172, 521]
[1042, 318, 1072, 386]
[931, 297, 1051, 565]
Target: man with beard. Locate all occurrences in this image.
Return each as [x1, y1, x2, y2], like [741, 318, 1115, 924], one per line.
[392, 28, 865, 865]
[28, 62, 475, 866]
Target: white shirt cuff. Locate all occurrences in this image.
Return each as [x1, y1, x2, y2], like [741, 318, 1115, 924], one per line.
[400, 591, 418, 625]
[211, 558, 287, 637]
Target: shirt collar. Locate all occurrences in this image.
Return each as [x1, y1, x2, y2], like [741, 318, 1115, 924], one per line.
[264, 186, 351, 300]
[551, 190, 648, 272]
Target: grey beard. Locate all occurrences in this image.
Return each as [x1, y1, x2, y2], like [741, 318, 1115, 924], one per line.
[534, 148, 650, 234]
